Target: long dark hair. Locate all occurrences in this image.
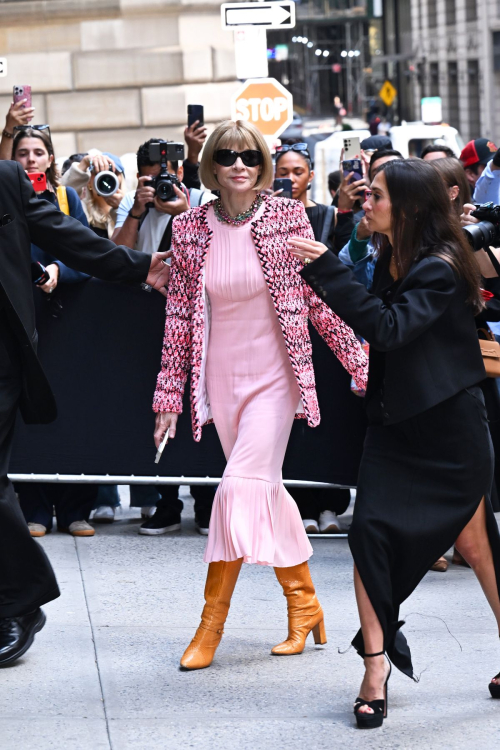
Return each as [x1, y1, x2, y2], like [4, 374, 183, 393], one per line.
[12, 127, 59, 188]
[428, 157, 471, 217]
[373, 159, 483, 314]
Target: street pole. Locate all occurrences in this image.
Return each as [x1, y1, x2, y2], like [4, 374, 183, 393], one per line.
[346, 21, 352, 115]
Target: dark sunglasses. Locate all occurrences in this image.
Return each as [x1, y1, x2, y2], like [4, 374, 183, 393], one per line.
[14, 124, 51, 139]
[214, 149, 263, 167]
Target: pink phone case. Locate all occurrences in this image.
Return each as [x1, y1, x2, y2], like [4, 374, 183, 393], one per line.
[13, 85, 32, 108]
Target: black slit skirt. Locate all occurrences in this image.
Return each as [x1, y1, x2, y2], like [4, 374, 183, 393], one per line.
[349, 385, 500, 679]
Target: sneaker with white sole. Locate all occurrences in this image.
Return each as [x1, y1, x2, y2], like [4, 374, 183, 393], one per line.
[319, 510, 341, 533]
[140, 506, 156, 519]
[302, 518, 319, 534]
[28, 523, 47, 537]
[139, 508, 181, 535]
[92, 506, 115, 523]
[67, 520, 95, 537]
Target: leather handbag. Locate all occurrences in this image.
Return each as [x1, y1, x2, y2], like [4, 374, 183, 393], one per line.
[478, 328, 500, 378]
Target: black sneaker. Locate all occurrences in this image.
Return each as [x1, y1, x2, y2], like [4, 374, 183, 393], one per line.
[139, 509, 181, 535]
[194, 508, 211, 536]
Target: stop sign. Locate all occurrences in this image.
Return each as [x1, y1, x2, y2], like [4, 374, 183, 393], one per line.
[231, 78, 293, 138]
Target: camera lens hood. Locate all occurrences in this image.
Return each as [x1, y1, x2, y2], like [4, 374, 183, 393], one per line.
[94, 170, 119, 197]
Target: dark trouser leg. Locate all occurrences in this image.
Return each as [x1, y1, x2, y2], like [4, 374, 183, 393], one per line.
[0, 379, 59, 619]
[17, 482, 55, 530]
[54, 483, 99, 529]
[93, 485, 121, 509]
[190, 484, 216, 516]
[319, 488, 351, 516]
[287, 488, 321, 522]
[156, 485, 183, 514]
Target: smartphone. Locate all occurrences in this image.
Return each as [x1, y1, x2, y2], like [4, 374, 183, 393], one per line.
[28, 172, 47, 191]
[273, 178, 293, 199]
[342, 158, 363, 183]
[187, 104, 204, 128]
[343, 136, 361, 160]
[13, 85, 32, 109]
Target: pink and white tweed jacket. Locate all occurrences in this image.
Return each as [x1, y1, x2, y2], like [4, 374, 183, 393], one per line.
[152, 196, 368, 441]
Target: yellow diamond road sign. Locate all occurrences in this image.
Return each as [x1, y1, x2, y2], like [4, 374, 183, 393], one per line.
[379, 80, 397, 108]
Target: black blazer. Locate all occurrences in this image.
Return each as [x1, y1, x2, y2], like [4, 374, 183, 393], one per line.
[301, 249, 486, 425]
[0, 161, 151, 424]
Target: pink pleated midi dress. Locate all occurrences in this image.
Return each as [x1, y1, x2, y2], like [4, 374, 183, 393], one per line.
[203, 204, 313, 568]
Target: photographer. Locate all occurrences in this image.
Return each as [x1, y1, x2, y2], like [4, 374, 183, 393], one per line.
[112, 139, 217, 534]
[460, 138, 498, 193]
[112, 138, 215, 255]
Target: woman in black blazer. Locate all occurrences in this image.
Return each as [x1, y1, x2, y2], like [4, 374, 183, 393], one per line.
[289, 159, 500, 727]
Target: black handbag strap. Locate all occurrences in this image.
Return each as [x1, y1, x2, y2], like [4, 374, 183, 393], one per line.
[485, 246, 500, 277]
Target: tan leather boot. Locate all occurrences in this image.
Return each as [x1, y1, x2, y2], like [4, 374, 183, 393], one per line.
[180, 559, 243, 670]
[272, 562, 326, 655]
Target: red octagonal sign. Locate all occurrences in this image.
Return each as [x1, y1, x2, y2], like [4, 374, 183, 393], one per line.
[231, 78, 293, 138]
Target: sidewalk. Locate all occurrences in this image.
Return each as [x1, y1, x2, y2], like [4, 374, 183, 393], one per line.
[2, 489, 499, 750]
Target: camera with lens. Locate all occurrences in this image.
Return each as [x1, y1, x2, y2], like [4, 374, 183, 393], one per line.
[92, 167, 120, 198]
[463, 202, 500, 252]
[147, 141, 185, 203]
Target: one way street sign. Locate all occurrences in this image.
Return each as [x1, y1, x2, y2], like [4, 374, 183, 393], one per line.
[221, 2, 296, 30]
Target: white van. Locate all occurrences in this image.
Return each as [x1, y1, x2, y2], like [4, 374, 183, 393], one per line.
[312, 123, 464, 205]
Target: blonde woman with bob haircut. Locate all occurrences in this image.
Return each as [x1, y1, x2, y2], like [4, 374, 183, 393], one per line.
[152, 119, 367, 670]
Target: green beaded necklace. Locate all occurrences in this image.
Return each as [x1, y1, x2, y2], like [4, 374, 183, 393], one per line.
[213, 194, 263, 226]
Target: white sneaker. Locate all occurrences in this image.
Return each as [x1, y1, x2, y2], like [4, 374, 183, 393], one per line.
[28, 522, 47, 537]
[141, 506, 156, 519]
[67, 520, 95, 537]
[92, 506, 115, 524]
[319, 510, 341, 533]
[303, 518, 319, 534]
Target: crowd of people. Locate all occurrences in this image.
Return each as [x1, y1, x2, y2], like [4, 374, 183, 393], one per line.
[2, 90, 500, 729]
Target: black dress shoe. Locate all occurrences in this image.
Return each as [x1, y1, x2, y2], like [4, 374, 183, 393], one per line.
[0, 608, 46, 666]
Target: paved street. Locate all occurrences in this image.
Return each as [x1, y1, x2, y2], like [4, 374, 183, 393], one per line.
[2, 488, 500, 750]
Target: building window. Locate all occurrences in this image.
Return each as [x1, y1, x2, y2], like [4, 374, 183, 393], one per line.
[445, 0, 456, 26]
[428, 0, 438, 28]
[430, 62, 440, 97]
[447, 62, 459, 129]
[494, 31, 500, 72]
[465, 0, 477, 22]
[468, 60, 480, 138]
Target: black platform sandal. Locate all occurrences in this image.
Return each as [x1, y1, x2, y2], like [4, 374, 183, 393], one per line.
[489, 673, 500, 698]
[353, 651, 391, 729]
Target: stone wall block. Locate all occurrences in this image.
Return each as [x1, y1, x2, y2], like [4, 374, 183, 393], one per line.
[142, 81, 240, 127]
[212, 47, 236, 81]
[80, 17, 179, 50]
[47, 89, 141, 130]
[182, 48, 213, 82]
[178, 13, 233, 50]
[0, 52, 73, 95]
[73, 48, 184, 89]
[0, 23, 81, 54]
[52, 132, 78, 159]
[77, 125, 185, 155]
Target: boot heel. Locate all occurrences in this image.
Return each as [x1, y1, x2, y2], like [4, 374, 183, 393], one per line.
[312, 618, 327, 645]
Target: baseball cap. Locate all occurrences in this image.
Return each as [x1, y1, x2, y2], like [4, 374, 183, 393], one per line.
[361, 135, 392, 152]
[102, 152, 125, 174]
[460, 139, 498, 169]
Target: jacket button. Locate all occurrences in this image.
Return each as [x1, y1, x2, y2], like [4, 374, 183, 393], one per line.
[383, 412, 389, 419]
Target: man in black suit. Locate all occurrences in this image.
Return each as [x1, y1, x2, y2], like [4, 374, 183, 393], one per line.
[0, 161, 171, 666]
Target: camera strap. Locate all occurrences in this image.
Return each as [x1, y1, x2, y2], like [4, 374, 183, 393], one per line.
[485, 246, 500, 277]
[158, 218, 173, 253]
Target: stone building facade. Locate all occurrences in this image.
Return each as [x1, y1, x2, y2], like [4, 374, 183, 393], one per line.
[410, 0, 496, 143]
[0, 0, 239, 157]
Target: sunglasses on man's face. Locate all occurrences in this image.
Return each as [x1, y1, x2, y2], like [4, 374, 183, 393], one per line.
[214, 149, 263, 167]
